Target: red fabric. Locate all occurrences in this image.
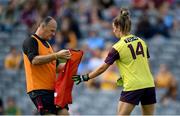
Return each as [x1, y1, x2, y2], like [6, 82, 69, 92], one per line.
[54, 50, 83, 108]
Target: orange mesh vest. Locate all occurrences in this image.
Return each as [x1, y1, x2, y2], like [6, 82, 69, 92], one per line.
[23, 35, 56, 93]
[54, 50, 83, 108]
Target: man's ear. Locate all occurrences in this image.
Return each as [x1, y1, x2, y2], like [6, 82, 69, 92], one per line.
[41, 23, 46, 29]
[42, 24, 45, 28]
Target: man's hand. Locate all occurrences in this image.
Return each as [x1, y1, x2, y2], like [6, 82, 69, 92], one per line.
[72, 74, 89, 85]
[56, 49, 71, 59]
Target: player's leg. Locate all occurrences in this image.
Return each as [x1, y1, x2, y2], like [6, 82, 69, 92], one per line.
[141, 87, 156, 115]
[57, 108, 69, 115]
[29, 91, 46, 115]
[117, 101, 135, 115]
[29, 90, 57, 115]
[141, 104, 155, 115]
[56, 105, 69, 115]
[118, 90, 143, 115]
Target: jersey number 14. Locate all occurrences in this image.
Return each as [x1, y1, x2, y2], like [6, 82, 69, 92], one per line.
[128, 42, 145, 59]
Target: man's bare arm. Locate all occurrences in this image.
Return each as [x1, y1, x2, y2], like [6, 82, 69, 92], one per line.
[32, 50, 71, 65]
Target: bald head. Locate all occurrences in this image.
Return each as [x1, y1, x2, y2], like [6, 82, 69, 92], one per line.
[37, 16, 57, 40]
[41, 16, 56, 26]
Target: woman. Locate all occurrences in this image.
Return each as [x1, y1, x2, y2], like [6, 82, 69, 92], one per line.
[73, 8, 156, 115]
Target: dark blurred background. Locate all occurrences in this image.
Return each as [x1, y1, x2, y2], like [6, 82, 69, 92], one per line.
[0, 0, 180, 115]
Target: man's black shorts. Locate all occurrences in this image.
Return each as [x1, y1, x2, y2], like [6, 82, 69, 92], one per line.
[28, 90, 68, 115]
[120, 87, 156, 105]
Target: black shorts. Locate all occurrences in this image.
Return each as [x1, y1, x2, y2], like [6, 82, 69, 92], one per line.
[120, 87, 156, 105]
[28, 90, 69, 115]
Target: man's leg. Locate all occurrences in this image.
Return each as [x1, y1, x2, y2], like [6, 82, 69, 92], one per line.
[29, 90, 57, 115]
[57, 108, 69, 115]
[56, 105, 69, 115]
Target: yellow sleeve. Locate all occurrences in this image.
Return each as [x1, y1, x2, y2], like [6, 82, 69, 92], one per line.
[112, 41, 123, 53]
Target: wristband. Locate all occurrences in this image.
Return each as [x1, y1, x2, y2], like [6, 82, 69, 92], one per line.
[82, 74, 89, 81]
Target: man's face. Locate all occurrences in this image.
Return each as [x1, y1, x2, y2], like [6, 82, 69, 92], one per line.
[43, 20, 57, 40]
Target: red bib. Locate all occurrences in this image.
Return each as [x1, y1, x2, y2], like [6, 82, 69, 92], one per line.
[54, 50, 83, 108]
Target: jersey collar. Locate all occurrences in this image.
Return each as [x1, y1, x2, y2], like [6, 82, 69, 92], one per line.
[120, 34, 133, 40]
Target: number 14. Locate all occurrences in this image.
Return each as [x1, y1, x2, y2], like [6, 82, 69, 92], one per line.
[128, 42, 145, 59]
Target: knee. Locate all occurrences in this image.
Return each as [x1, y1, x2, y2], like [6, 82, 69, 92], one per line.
[118, 109, 131, 115]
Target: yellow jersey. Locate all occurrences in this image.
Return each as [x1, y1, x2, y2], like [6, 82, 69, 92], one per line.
[113, 34, 155, 91]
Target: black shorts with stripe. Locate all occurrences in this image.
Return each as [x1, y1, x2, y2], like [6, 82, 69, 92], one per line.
[120, 87, 156, 105]
[28, 90, 68, 115]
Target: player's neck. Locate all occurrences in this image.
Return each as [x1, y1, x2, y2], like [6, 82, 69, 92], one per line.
[35, 28, 45, 40]
[120, 33, 131, 38]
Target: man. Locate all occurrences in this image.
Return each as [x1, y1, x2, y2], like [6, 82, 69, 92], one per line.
[22, 16, 71, 115]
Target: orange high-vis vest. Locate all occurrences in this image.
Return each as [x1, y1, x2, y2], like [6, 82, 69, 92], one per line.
[54, 50, 83, 108]
[23, 35, 56, 93]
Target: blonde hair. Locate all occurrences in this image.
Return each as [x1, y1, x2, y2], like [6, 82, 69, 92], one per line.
[113, 8, 131, 34]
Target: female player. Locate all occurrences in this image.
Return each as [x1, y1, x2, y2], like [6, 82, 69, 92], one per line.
[73, 8, 156, 115]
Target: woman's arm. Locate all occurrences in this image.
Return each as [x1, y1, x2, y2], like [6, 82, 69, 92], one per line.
[89, 63, 110, 79]
[72, 63, 110, 85]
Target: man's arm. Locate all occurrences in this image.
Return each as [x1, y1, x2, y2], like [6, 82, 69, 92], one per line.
[23, 37, 39, 63]
[23, 37, 71, 65]
[31, 53, 57, 65]
[32, 50, 71, 65]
